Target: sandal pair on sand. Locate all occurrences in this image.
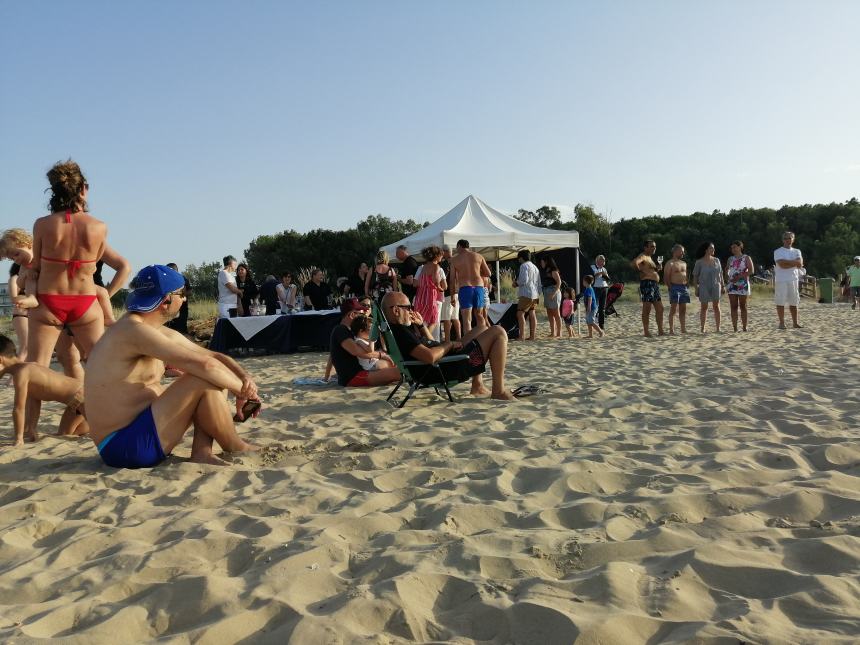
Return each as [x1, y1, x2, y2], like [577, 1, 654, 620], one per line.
[512, 384, 545, 398]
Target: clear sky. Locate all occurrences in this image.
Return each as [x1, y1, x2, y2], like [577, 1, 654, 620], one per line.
[2, 1, 858, 280]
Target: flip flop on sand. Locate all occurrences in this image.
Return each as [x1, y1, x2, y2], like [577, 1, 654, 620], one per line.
[512, 384, 545, 398]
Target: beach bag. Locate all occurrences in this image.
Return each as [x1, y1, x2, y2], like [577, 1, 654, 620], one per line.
[413, 271, 440, 326]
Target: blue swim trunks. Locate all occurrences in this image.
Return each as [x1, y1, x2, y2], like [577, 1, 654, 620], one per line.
[669, 284, 691, 304]
[97, 406, 167, 469]
[458, 285, 486, 310]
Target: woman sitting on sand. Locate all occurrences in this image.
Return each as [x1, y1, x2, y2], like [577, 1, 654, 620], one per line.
[692, 242, 725, 333]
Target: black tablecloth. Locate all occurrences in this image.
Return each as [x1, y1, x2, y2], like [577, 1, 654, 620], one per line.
[209, 312, 341, 354]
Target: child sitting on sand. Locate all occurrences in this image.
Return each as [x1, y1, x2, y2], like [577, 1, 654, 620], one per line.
[0, 334, 89, 446]
[560, 287, 578, 338]
[350, 315, 392, 371]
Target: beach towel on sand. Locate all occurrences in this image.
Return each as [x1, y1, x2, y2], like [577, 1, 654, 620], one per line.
[293, 377, 337, 386]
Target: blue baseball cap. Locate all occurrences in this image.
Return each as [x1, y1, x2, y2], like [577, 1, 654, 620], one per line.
[126, 265, 186, 313]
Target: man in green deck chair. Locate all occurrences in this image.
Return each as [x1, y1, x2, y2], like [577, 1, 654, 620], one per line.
[380, 291, 515, 405]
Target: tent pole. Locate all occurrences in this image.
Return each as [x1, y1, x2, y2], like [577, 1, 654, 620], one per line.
[576, 248, 582, 336]
[495, 259, 501, 304]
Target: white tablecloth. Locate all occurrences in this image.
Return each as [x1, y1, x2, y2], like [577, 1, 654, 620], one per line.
[226, 309, 340, 341]
[487, 302, 513, 325]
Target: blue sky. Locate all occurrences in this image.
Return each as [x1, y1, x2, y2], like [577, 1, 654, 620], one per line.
[2, 1, 858, 280]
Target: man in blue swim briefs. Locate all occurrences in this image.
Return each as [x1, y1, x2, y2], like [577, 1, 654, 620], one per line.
[449, 239, 491, 334]
[85, 265, 261, 468]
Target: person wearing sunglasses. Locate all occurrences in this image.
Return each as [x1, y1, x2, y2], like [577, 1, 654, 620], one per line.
[382, 291, 514, 400]
[85, 265, 261, 469]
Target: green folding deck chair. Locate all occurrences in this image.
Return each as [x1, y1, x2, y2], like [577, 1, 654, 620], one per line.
[372, 303, 470, 408]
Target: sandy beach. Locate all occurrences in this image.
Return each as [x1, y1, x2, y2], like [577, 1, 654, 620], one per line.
[1, 298, 859, 644]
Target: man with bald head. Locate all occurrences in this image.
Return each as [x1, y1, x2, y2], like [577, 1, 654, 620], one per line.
[382, 291, 514, 400]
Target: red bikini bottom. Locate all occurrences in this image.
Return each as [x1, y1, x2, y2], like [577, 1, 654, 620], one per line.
[39, 294, 98, 325]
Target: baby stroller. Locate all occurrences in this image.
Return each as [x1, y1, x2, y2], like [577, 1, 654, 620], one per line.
[604, 282, 624, 317]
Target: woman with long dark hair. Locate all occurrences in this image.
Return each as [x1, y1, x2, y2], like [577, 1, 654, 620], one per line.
[235, 263, 259, 316]
[539, 256, 562, 338]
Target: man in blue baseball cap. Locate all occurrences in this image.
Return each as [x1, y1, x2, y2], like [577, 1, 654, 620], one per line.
[85, 265, 261, 468]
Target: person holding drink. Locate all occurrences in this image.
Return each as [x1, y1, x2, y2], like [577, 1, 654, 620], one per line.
[630, 240, 665, 337]
[590, 254, 610, 332]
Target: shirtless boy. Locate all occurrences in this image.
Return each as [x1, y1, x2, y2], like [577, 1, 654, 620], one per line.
[85, 265, 260, 468]
[449, 239, 491, 333]
[0, 335, 88, 446]
[630, 240, 665, 337]
[663, 244, 690, 334]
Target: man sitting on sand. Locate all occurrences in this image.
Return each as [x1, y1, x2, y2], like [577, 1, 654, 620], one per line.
[0, 334, 88, 446]
[85, 265, 261, 468]
[381, 291, 514, 400]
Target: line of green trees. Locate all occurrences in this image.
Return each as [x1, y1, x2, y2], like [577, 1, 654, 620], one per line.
[181, 198, 859, 299]
[182, 215, 426, 300]
[517, 198, 860, 281]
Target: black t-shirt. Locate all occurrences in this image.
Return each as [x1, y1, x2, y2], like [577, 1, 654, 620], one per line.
[330, 323, 362, 385]
[259, 279, 279, 311]
[166, 276, 191, 334]
[390, 323, 440, 360]
[399, 256, 419, 300]
[236, 278, 259, 314]
[303, 281, 332, 310]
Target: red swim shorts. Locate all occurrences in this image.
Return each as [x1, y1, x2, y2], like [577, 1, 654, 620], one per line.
[347, 370, 371, 387]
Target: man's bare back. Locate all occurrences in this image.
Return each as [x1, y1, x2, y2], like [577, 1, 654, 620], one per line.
[450, 247, 490, 289]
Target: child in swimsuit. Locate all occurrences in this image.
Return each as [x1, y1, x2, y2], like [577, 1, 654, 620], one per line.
[0, 334, 88, 446]
[560, 287, 579, 338]
[351, 315, 389, 371]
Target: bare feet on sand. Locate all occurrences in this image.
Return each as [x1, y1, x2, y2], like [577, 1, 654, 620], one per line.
[492, 390, 516, 401]
[470, 386, 491, 396]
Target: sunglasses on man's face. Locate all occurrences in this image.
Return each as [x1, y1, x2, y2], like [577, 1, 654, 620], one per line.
[392, 304, 414, 310]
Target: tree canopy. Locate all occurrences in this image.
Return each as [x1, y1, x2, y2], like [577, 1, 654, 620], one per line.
[515, 199, 859, 281]
[183, 199, 858, 298]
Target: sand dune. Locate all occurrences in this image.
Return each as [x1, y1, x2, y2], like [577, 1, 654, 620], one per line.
[1, 299, 859, 643]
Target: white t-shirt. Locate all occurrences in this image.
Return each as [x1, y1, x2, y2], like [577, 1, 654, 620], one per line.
[517, 261, 541, 299]
[217, 268, 237, 306]
[591, 264, 610, 288]
[773, 246, 802, 283]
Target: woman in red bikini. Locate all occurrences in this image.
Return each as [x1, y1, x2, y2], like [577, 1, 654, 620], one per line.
[28, 160, 107, 366]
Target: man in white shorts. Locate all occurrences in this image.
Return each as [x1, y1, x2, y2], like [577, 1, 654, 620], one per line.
[773, 231, 803, 329]
[439, 244, 461, 341]
[217, 255, 242, 319]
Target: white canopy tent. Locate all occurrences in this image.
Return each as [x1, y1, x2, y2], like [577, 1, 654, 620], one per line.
[381, 195, 581, 303]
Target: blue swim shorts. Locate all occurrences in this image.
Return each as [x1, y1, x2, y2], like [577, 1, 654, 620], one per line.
[669, 284, 691, 304]
[458, 285, 486, 310]
[97, 406, 167, 469]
